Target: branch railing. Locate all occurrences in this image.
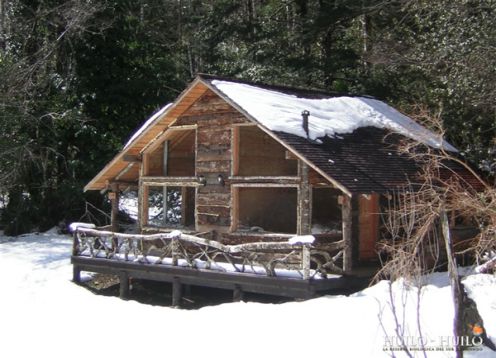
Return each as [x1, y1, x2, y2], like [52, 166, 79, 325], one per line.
[71, 227, 346, 279]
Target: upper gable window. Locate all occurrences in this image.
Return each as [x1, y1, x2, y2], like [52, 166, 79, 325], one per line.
[147, 129, 196, 177]
[236, 126, 297, 176]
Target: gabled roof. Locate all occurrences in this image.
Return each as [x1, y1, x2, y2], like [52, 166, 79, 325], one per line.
[85, 74, 466, 194]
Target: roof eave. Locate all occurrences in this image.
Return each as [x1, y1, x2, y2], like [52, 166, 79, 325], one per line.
[84, 77, 206, 191]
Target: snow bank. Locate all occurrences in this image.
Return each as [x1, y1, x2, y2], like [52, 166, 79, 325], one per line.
[212, 80, 457, 151]
[0, 231, 494, 358]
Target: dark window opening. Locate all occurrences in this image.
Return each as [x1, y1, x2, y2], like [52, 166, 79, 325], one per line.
[238, 126, 297, 176]
[311, 188, 342, 235]
[147, 130, 196, 177]
[237, 187, 297, 233]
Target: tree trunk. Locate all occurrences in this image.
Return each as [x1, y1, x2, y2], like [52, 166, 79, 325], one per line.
[440, 206, 463, 358]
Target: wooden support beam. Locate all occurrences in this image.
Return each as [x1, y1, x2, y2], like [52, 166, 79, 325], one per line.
[143, 152, 150, 176]
[172, 277, 182, 307]
[230, 187, 239, 232]
[231, 126, 240, 176]
[110, 183, 119, 233]
[72, 265, 81, 283]
[163, 141, 169, 226]
[233, 284, 244, 302]
[228, 176, 300, 185]
[141, 176, 200, 187]
[115, 163, 136, 182]
[138, 183, 149, 229]
[119, 271, 130, 300]
[341, 195, 353, 273]
[138, 153, 150, 232]
[123, 154, 141, 162]
[297, 161, 312, 235]
[231, 183, 299, 188]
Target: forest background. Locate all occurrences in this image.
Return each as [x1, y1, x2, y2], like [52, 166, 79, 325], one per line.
[0, 0, 494, 235]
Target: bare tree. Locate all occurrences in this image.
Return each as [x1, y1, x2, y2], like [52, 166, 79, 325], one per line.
[376, 109, 495, 356]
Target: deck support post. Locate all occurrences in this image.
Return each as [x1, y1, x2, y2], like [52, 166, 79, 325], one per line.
[72, 265, 81, 283]
[233, 285, 244, 302]
[172, 277, 182, 307]
[341, 195, 353, 273]
[119, 271, 130, 300]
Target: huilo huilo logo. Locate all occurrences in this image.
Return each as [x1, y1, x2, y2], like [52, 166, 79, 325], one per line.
[383, 325, 484, 352]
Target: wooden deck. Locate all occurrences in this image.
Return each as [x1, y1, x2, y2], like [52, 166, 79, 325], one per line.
[72, 256, 369, 304]
[70, 226, 372, 305]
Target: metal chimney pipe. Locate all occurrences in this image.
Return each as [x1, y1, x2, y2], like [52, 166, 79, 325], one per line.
[301, 110, 310, 138]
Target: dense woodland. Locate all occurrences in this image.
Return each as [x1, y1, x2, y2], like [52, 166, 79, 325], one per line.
[0, 0, 495, 235]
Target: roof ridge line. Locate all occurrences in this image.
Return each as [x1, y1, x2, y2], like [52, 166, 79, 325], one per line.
[197, 73, 375, 100]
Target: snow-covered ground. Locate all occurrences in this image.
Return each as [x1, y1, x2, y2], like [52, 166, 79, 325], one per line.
[0, 230, 495, 358]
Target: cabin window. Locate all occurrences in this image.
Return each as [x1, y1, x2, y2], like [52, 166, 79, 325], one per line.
[235, 187, 297, 233]
[146, 129, 196, 177]
[235, 126, 297, 176]
[146, 186, 195, 228]
[311, 188, 342, 235]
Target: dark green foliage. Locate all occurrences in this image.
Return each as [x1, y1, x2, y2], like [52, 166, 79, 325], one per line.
[0, 0, 494, 234]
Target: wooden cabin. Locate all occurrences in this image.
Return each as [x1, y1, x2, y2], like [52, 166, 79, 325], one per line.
[74, 75, 479, 302]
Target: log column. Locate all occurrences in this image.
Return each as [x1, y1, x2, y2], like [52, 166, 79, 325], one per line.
[233, 284, 244, 302]
[138, 154, 150, 232]
[110, 183, 120, 232]
[72, 266, 81, 283]
[297, 161, 312, 235]
[172, 277, 182, 307]
[119, 271, 130, 300]
[341, 195, 353, 273]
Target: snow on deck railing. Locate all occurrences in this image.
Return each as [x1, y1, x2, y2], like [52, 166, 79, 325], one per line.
[70, 226, 346, 279]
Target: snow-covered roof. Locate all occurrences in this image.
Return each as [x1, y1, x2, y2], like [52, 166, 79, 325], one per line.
[124, 103, 172, 149]
[211, 80, 457, 152]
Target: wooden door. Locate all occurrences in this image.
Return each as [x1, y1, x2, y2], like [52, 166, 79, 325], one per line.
[358, 194, 380, 261]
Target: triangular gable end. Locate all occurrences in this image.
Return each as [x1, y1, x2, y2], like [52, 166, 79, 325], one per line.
[84, 78, 210, 191]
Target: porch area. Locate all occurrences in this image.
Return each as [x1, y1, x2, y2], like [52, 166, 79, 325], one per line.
[71, 226, 372, 305]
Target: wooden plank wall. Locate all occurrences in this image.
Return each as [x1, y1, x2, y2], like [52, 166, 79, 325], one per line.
[358, 193, 380, 261]
[172, 90, 248, 232]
